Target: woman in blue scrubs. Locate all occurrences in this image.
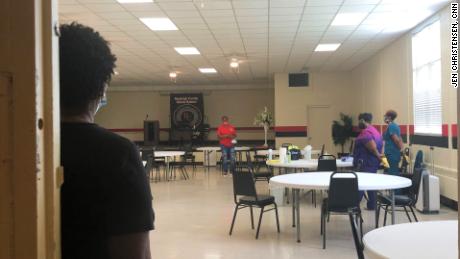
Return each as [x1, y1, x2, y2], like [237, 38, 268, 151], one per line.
[383, 110, 404, 176]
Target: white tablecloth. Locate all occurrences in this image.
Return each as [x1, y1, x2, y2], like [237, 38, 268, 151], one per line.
[270, 172, 412, 191]
[266, 158, 353, 169]
[154, 151, 185, 157]
[364, 220, 458, 259]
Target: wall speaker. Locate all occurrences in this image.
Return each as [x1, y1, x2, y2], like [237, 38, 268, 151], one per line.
[144, 120, 159, 146]
[288, 73, 309, 87]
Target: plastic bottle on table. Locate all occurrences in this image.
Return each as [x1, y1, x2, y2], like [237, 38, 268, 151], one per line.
[268, 149, 273, 160]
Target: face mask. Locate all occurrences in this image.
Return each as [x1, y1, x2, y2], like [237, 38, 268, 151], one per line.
[358, 122, 366, 129]
[384, 116, 390, 124]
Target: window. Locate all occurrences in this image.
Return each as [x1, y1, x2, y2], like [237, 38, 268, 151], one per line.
[412, 21, 442, 135]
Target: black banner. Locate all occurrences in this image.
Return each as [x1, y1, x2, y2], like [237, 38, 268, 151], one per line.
[170, 93, 204, 131]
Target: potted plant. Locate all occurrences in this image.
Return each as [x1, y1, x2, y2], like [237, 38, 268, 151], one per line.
[254, 106, 274, 147]
[332, 113, 354, 157]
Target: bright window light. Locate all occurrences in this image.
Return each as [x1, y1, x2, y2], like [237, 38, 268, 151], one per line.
[139, 18, 178, 31]
[314, 43, 341, 52]
[117, 0, 153, 3]
[332, 13, 368, 26]
[174, 47, 200, 55]
[199, 68, 217, 74]
[412, 21, 442, 135]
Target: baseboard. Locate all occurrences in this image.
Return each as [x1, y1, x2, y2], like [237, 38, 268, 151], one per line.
[440, 195, 458, 211]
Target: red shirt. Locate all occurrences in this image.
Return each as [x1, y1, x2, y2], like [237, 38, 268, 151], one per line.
[217, 123, 236, 147]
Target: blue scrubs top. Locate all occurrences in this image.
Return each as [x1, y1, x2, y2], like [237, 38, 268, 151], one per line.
[383, 122, 401, 160]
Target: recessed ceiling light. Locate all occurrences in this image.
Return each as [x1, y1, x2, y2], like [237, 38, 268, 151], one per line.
[117, 0, 153, 3]
[169, 72, 177, 78]
[314, 43, 341, 52]
[174, 47, 200, 55]
[199, 68, 217, 74]
[230, 59, 239, 68]
[140, 18, 178, 31]
[332, 13, 368, 26]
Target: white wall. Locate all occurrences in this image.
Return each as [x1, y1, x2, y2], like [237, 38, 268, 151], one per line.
[274, 72, 356, 153]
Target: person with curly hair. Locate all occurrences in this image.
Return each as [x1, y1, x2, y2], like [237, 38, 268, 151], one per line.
[60, 22, 154, 259]
[353, 113, 383, 210]
[383, 109, 404, 176]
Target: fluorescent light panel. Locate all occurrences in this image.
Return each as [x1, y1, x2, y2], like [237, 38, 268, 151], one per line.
[199, 68, 217, 73]
[174, 47, 200, 55]
[140, 18, 177, 31]
[315, 43, 341, 52]
[332, 13, 368, 26]
[117, 0, 153, 3]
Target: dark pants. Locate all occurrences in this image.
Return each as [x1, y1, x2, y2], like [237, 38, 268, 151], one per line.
[221, 145, 235, 173]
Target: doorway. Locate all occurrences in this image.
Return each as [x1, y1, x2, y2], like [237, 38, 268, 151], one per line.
[307, 105, 335, 155]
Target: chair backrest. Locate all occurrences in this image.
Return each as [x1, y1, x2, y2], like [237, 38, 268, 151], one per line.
[317, 154, 337, 171]
[410, 166, 424, 203]
[144, 156, 154, 174]
[413, 150, 423, 173]
[320, 144, 325, 156]
[232, 169, 257, 203]
[141, 147, 154, 161]
[349, 140, 354, 154]
[327, 171, 360, 212]
[348, 211, 365, 259]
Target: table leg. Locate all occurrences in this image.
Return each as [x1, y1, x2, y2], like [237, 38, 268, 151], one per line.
[391, 190, 395, 224]
[375, 192, 379, 228]
[292, 189, 296, 227]
[295, 189, 301, 243]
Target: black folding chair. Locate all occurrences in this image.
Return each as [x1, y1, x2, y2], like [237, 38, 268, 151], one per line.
[229, 169, 280, 239]
[321, 171, 362, 249]
[310, 154, 338, 207]
[317, 154, 337, 171]
[376, 166, 423, 226]
[349, 209, 365, 259]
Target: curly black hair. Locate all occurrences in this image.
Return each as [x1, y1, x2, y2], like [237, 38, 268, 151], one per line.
[59, 22, 116, 116]
[358, 113, 373, 123]
[385, 110, 398, 120]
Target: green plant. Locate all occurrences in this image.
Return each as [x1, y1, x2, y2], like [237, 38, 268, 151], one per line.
[332, 113, 354, 154]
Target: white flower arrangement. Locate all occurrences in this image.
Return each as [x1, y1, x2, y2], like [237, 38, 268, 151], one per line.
[254, 106, 273, 127]
[254, 107, 273, 146]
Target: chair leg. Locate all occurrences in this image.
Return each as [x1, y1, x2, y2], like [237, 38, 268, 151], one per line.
[409, 206, 418, 222]
[320, 203, 324, 235]
[274, 204, 280, 233]
[403, 206, 412, 222]
[255, 206, 265, 239]
[383, 205, 389, 227]
[229, 204, 239, 235]
[323, 212, 327, 249]
[250, 206, 254, 229]
[376, 203, 381, 228]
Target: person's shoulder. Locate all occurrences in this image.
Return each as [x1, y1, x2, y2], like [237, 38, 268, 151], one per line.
[88, 124, 138, 152]
[389, 123, 400, 131]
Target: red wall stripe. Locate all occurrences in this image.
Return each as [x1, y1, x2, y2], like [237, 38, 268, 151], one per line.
[452, 124, 458, 137]
[442, 124, 449, 137]
[274, 126, 307, 132]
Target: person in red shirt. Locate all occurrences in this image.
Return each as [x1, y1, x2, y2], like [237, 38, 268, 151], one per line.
[217, 116, 237, 175]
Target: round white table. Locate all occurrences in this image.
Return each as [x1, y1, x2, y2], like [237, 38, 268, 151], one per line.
[270, 172, 412, 242]
[363, 220, 458, 259]
[266, 158, 353, 169]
